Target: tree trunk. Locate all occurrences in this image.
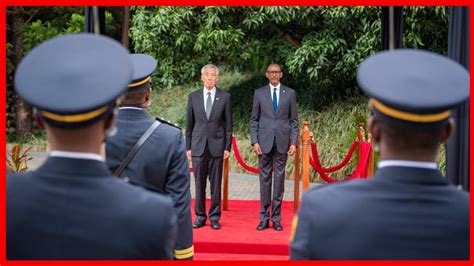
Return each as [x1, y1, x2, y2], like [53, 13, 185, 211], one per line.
[12, 8, 33, 139]
[121, 6, 130, 49]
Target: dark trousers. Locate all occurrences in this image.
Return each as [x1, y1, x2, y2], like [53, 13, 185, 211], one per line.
[258, 140, 288, 223]
[192, 145, 223, 222]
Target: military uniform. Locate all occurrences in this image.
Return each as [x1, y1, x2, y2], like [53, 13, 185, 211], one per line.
[291, 49, 470, 260]
[7, 34, 177, 259]
[105, 54, 193, 260]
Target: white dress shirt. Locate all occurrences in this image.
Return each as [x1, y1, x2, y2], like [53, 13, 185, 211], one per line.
[50, 150, 104, 162]
[119, 106, 143, 111]
[378, 160, 438, 170]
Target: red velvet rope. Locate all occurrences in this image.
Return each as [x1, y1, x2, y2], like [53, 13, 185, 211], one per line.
[309, 155, 338, 183]
[311, 140, 358, 172]
[232, 136, 259, 174]
[347, 142, 371, 179]
[309, 142, 372, 183]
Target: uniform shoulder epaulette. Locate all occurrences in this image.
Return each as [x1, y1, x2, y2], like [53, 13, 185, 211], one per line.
[156, 117, 182, 130]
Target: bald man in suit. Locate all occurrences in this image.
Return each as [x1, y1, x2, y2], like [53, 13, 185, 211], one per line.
[250, 63, 299, 231]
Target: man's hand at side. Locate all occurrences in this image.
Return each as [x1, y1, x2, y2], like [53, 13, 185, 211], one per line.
[287, 145, 296, 155]
[253, 143, 262, 155]
[223, 150, 230, 160]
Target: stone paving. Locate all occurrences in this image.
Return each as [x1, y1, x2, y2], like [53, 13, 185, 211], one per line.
[24, 151, 317, 201]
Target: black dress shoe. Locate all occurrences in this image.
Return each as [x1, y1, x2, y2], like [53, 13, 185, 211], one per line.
[210, 221, 220, 229]
[256, 221, 269, 231]
[273, 222, 283, 231]
[192, 220, 206, 229]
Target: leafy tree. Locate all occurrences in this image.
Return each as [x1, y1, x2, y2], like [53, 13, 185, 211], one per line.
[7, 6, 449, 141]
[131, 6, 448, 111]
[404, 6, 448, 54]
[6, 7, 119, 140]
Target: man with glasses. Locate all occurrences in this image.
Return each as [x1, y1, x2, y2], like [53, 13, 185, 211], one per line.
[250, 63, 299, 231]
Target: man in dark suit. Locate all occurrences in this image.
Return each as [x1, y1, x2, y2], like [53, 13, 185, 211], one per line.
[291, 49, 469, 260]
[250, 63, 299, 231]
[106, 54, 194, 260]
[186, 64, 232, 230]
[7, 34, 177, 259]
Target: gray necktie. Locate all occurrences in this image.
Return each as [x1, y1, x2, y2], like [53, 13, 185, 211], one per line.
[206, 92, 212, 119]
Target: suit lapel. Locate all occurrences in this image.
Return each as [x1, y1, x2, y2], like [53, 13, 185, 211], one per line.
[195, 89, 207, 120]
[265, 85, 275, 117]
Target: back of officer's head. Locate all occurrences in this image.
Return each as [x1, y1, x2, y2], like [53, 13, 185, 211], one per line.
[357, 49, 469, 157]
[14, 33, 133, 143]
[121, 54, 157, 108]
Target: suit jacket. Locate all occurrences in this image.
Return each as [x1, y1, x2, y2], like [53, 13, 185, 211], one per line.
[7, 157, 176, 260]
[290, 166, 469, 260]
[185, 88, 232, 157]
[105, 108, 193, 259]
[250, 84, 299, 154]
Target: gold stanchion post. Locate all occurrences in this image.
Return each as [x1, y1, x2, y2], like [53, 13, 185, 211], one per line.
[293, 136, 300, 213]
[356, 123, 365, 176]
[366, 133, 375, 178]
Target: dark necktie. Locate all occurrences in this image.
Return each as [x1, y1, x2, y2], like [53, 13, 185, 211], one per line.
[206, 92, 212, 119]
[272, 88, 278, 113]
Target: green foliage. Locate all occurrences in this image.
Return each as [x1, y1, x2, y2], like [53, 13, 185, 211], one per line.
[8, 6, 450, 181]
[130, 7, 205, 88]
[7, 129, 48, 149]
[404, 7, 448, 54]
[6, 42, 15, 136]
[6, 144, 33, 173]
[6, 7, 119, 139]
[21, 20, 61, 52]
[129, 6, 450, 181]
[289, 7, 379, 80]
[131, 6, 448, 106]
[148, 69, 252, 128]
[20, 9, 117, 53]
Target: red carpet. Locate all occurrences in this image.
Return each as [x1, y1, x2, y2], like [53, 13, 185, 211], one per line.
[191, 199, 295, 260]
[195, 253, 290, 260]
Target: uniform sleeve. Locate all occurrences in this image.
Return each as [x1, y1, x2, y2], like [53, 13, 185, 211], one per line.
[290, 194, 313, 260]
[145, 196, 177, 260]
[163, 210, 178, 260]
[165, 132, 194, 260]
[156, 201, 178, 260]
